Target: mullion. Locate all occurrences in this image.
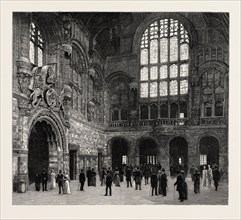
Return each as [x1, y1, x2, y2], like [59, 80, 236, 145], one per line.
[177, 21, 181, 118]
[157, 19, 160, 119]
[167, 17, 170, 118]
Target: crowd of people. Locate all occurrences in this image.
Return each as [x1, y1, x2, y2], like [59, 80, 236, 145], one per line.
[33, 163, 221, 201]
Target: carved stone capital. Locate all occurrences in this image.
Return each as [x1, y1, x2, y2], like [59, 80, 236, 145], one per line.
[16, 57, 33, 96]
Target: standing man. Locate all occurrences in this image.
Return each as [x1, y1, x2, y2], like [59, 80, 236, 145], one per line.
[174, 171, 184, 202]
[41, 169, 48, 191]
[189, 165, 195, 182]
[56, 170, 64, 194]
[79, 169, 86, 191]
[212, 165, 221, 191]
[125, 166, 132, 187]
[150, 171, 158, 196]
[134, 167, 142, 190]
[105, 170, 113, 196]
[86, 167, 92, 186]
[160, 169, 168, 196]
[193, 168, 200, 194]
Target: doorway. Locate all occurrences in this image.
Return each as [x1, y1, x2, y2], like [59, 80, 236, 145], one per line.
[111, 138, 128, 170]
[69, 150, 77, 180]
[169, 137, 188, 174]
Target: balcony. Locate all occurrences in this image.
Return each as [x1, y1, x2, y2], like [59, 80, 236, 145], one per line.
[200, 117, 225, 126]
[109, 118, 189, 128]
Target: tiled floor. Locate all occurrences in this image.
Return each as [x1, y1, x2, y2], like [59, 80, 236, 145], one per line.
[12, 177, 228, 205]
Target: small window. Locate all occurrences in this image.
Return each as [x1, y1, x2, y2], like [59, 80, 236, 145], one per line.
[215, 101, 223, 116]
[29, 21, 44, 66]
[200, 154, 207, 165]
[205, 105, 212, 117]
[112, 110, 119, 121]
[122, 155, 127, 164]
[150, 104, 158, 119]
[170, 103, 178, 118]
[160, 104, 168, 118]
[140, 105, 148, 119]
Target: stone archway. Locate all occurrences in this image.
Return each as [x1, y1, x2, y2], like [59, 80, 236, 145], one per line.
[111, 138, 129, 170]
[169, 137, 188, 175]
[139, 138, 158, 166]
[28, 120, 58, 184]
[199, 136, 219, 167]
[27, 110, 66, 185]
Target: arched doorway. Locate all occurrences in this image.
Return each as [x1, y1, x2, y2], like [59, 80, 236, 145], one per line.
[200, 136, 219, 167]
[111, 138, 128, 170]
[139, 138, 157, 167]
[28, 120, 57, 184]
[169, 137, 188, 174]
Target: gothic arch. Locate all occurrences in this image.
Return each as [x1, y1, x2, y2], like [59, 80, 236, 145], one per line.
[197, 132, 221, 154]
[28, 109, 67, 152]
[105, 71, 133, 83]
[107, 136, 130, 156]
[132, 12, 198, 55]
[135, 136, 158, 155]
[198, 61, 229, 78]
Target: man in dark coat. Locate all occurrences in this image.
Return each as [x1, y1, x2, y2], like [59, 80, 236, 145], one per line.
[105, 170, 113, 196]
[193, 168, 200, 193]
[34, 172, 41, 191]
[160, 169, 167, 196]
[174, 171, 184, 202]
[56, 170, 64, 194]
[86, 167, 92, 186]
[41, 169, 48, 191]
[134, 167, 142, 190]
[189, 165, 195, 182]
[79, 169, 86, 191]
[125, 166, 132, 187]
[150, 171, 158, 196]
[212, 165, 221, 191]
[100, 168, 106, 186]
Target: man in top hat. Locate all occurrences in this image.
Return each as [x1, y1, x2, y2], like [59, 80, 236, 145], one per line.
[41, 169, 48, 191]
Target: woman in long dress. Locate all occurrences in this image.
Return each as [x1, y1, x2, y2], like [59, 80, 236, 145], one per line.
[207, 165, 213, 188]
[157, 169, 162, 195]
[50, 169, 56, 190]
[202, 165, 208, 187]
[64, 171, 71, 194]
[114, 168, 120, 187]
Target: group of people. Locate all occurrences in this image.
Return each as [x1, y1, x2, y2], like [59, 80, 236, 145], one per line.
[34, 163, 222, 201]
[190, 164, 221, 194]
[34, 169, 71, 194]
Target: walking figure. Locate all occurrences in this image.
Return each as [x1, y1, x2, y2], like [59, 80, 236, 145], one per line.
[105, 170, 113, 196]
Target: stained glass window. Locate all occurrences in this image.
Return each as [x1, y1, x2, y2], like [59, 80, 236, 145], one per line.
[150, 66, 158, 80]
[170, 80, 178, 95]
[180, 63, 189, 77]
[160, 65, 167, 79]
[140, 83, 148, 98]
[139, 17, 189, 119]
[150, 82, 157, 97]
[180, 43, 189, 60]
[159, 81, 167, 96]
[141, 49, 148, 65]
[180, 80, 188, 94]
[170, 64, 178, 78]
[29, 21, 44, 66]
[140, 67, 148, 81]
[160, 38, 168, 63]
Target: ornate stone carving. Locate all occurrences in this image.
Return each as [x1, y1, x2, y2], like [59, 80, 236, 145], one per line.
[87, 99, 96, 122]
[16, 57, 32, 97]
[59, 85, 72, 128]
[63, 15, 72, 41]
[190, 107, 200, 125]
[129, 110, 138, 127]
[30, 65, 57, 109]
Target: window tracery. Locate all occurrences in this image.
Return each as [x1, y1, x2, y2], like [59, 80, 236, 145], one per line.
[139, 17, 189, 119]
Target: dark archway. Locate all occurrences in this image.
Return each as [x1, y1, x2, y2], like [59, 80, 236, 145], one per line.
[139, 138, 157, 166]
[200, 136, 219, 166]
[111, 138, 128, 170]
[28, 121, 56, 184]
[169, 137, 188, 174]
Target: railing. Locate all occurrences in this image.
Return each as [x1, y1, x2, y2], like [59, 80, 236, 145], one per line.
[200, 117, 225, 125]
[109, 118, 189, 128]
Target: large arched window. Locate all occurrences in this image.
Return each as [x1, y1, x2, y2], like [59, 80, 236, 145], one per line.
[139, 18, 189, 119]
[29, 21, 44, 66]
